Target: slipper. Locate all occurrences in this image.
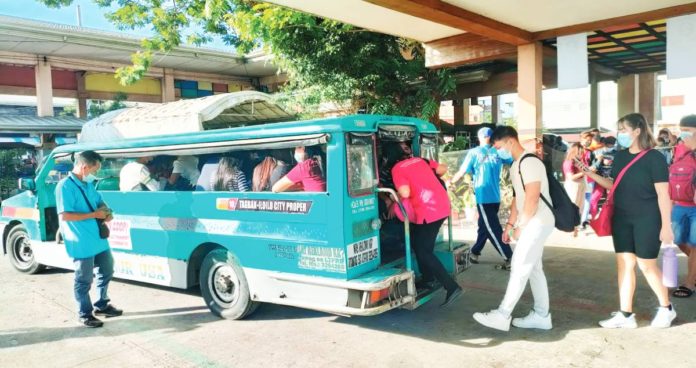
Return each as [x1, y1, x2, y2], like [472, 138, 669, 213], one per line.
[672, 285, 694, 298]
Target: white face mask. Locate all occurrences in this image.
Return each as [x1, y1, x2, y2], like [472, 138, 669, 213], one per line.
[84, 174, 97, 183]
[294, 152, 306, 163]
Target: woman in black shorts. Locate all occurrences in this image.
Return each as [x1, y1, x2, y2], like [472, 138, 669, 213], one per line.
[580, 113, 676, 329]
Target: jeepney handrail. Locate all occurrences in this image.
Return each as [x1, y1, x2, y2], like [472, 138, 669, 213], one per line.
[377, 187, 412, 272]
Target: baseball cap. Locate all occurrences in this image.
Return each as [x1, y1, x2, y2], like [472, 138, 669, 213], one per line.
[478, 127, 493, 139]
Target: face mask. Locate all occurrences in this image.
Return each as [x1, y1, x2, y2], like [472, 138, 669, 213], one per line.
[679, 131, 694, 140]
[294, 153, 306, 163]
[497, 146, 512, 159]
[84, 174, 97, 183]
[617, 133, 634, 148]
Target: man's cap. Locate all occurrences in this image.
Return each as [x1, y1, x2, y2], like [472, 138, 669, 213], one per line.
[478, 127, 493, 139]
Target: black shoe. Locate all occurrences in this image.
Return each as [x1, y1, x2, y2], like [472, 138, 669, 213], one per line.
[441, 287, 464, 308]
[79, 315, 104, 328]
[416, 280, 436, 290]
[95, 304, 123, 318]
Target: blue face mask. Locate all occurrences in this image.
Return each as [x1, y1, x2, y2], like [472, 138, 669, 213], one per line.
[497, 147, 512, 160]
[617, 133, 634, 148]
[679, 131, 694, 140]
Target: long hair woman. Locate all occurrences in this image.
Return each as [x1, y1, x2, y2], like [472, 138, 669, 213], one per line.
[580, 113, 676, 328]
[386, 143, 463, 307]
[212, 157, 249, 192]
[563, 143, 586, 236]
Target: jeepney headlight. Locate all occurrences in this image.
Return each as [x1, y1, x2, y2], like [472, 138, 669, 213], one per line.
[371, 218, 382, 230]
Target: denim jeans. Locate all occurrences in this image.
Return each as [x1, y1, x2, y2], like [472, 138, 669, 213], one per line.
[73, 250, 114, 318]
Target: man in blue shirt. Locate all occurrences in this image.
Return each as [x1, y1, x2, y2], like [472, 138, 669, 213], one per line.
[448, 127, 513, 269]
[56, 151, 122, 328]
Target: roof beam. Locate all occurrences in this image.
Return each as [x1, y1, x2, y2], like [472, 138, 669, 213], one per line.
[364, 0, 532, 45]
[424, 33, 517, 69]
[533, 2, 696, 40]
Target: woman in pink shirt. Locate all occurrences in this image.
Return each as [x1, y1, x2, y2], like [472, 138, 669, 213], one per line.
[388, 143, 463, 307]
[272, 146, 326, 192]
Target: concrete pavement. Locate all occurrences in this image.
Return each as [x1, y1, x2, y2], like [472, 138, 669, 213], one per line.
[0, 226, 694, 368]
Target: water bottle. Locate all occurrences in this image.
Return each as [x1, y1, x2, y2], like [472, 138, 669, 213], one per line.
[662, 245, 679, 288]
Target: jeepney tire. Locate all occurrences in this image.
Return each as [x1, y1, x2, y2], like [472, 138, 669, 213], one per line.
[200, 248, 258, 320]
[7, 225, 45, 274]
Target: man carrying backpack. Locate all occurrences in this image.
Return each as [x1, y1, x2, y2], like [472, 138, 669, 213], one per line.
[473, 126, 557, 332]
[671, 115, 696, 298]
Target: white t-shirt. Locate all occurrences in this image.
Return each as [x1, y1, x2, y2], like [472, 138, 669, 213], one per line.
[120, 162, 160, 191]
[510, 152, 555, 226]
[173, 156, 200, 184]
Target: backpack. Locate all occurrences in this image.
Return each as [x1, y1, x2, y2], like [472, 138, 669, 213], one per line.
[669, 150, 696, 203]
[519, 154, 581, 232]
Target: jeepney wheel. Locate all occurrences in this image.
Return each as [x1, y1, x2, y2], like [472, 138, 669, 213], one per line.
[200, 248, 258, 320]
[7, 225, 45, 274]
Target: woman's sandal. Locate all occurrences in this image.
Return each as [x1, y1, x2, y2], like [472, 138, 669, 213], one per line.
[672, 285, 694, 298]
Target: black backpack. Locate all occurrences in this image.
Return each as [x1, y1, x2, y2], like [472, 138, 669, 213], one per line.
[518, 154, 580, 232]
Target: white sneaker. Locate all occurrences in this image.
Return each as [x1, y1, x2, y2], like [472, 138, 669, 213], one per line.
[473, 309, 511, 332]
[599, 312, 637, 329]
[512, 310, 553, 330]
[650, 306, 677, 328]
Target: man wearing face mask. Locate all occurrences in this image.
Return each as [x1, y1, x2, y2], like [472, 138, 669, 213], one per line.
[56, 151, 121, 328]
[448, 127, 514, 269]
[670, 115, 696, 299]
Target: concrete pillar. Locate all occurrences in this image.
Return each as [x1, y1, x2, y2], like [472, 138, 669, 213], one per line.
[453, 99, 464, 126]
[638, 72, 657, 131]
[590, 77, 599, 129]
[517, 42, 543, 154]
[491, 95, 500, 124]
[161, 68, 176, 103]
[462, 98, 470, 125]
[35, 57, 54, 117]
[76, 71, 88, 119]
[617, 74, 638, 119]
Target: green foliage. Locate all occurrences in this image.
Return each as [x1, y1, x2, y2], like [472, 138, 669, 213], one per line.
[442, 137, 471, 152]
[37, 0, 456, 121]
[87, 92, 128, 119]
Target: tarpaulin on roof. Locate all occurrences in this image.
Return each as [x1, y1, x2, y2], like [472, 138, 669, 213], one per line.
[79, 91, 295, 143]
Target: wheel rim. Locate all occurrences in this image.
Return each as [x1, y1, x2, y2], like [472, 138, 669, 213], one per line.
[209, 263, 240, 305]
[11, 234, 34, 269]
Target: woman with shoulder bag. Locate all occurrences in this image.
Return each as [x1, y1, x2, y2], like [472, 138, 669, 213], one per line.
[578, 113, 676, 328]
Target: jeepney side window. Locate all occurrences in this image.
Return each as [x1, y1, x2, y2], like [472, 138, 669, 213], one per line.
[95, 157, 130, 191]
[420, 134, 439, 161]
[346, 133, 377, 197]
[44, 156, 73, 185]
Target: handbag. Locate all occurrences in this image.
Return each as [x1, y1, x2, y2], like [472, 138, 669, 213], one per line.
[590, 150, 649, 237]
[69, 177, 110, 239]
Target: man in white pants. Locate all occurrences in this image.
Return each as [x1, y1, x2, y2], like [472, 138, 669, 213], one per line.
[473, 126, 556, 331]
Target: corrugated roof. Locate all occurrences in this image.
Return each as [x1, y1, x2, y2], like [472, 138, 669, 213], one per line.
[0, 115, 85, 133]
[79, 91, 296, 143]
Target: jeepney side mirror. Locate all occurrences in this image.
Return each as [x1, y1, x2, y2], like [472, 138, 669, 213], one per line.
[19, 178, 36, 191]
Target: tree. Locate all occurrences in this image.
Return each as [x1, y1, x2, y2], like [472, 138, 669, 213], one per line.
[38, 0, 455, 123]
[87, 92, 128, 119]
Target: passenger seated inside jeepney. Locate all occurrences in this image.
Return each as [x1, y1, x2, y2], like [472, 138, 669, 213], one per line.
[252, 150, 290, 191]
[211, 156, 250, 192]
[272, 146, 326, 193]
[167, 155, 200, 191]
[377, 141, 412, 263]
[120, 156, 161, 191]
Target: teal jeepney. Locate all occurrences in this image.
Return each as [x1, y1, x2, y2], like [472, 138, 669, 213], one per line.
[0, 115, 470, 319]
